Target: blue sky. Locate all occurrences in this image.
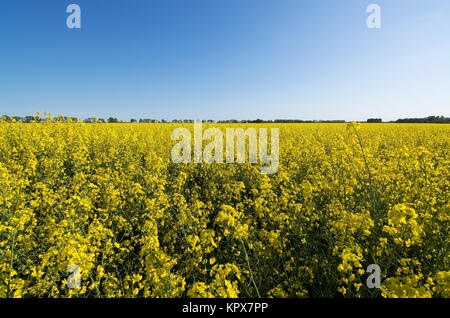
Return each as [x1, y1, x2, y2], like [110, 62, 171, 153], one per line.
[0, 0, 449, 121]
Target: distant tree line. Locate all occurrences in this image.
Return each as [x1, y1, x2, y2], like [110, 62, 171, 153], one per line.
[1, 115, 81, 123]
[1, 115, 449, 124]
[394, 116, 450, 123]
[216, 119, 346, 123]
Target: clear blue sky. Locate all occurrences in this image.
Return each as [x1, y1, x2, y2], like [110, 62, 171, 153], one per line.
[1, 0, 449, 121]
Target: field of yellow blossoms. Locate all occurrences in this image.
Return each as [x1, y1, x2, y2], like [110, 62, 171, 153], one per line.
[0, 116, 448, 298]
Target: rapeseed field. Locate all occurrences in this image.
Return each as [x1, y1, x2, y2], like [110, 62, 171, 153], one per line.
[0, 117, 448, 298]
